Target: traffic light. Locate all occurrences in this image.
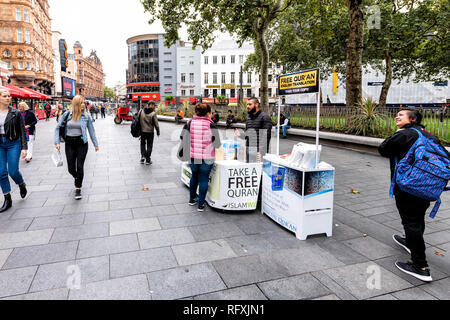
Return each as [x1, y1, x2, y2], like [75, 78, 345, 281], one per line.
[59, 39, 68, 72]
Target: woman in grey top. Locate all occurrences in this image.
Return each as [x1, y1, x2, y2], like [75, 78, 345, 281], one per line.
[55, 95, 99, 200]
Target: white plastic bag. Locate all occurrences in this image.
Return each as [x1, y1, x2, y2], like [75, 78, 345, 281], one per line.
[52, 149, 63, 167]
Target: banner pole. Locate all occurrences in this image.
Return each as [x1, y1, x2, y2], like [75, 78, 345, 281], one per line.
[277, 95, 281, 156]
[315, 71, 321, 168]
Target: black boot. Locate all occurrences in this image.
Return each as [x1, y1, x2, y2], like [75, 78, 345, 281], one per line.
[19, 183, 27, 199]
[0, 194, 12, 213]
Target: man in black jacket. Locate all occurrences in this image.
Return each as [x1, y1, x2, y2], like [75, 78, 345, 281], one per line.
[235, 97, 272, 162]
[379, 108, 450, 282]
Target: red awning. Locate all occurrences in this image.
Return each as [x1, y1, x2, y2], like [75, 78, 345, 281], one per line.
[20, 87, 51, 100]
[3, 85, 29, 98]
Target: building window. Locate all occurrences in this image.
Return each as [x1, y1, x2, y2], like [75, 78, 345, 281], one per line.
[231, 55, 235, 64]
[16, 8, 21, 21]
[221, 89, 226, 96]
[26, 62, 31, 70]
[239, 55, 244, 64]
[18, 61, 24, 70]
[268, 88, 272, 97]
[26, 51, 31, 58]
[204, 56, 208, 64]
[231, 72, 235, 84]
[181, 89, 186, 96]
[17, 50, 24, 57]
[204, 89, 209, 97]
[3, 50, 11, 58]
[213, 56, 217, 64]
[6, 61, 11, 70]
[25, 30, 30, 44]
[181, 73, 186, 83]
[213, 72, 217, 84]
[213, 89, 217, 97]
[189, 60, 194, 65]
[247, 89, 252, 97]
[221, 72, 226, 84]
[230, 89, 235, 98]
[204, 73, 208, 84]
[190, 90, 194, 96]
[24, 9, 29, 22]
[17, 29, 23, 42]
[189, 73, 194, 83]
[268, 74, 272, 82]
[247, 73, 251, 83]
[221, 56, 226, 64]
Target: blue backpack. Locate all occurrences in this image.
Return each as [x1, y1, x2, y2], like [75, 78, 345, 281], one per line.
[390, 128, 450, 219]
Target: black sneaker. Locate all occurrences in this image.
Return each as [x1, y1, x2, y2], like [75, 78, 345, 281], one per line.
[393, 234, 411, 254]
[145, 160, 152, 165]
[140, 157, 145, 164]
[198, 205, 205, 212]
[19, 183, 27, 199]
[75, 189, 82, 200]
[395, 261, 432, 282]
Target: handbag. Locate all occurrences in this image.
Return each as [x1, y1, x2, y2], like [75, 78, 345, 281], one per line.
[52, 149, 63, 167]
[59, 111, 70, 143]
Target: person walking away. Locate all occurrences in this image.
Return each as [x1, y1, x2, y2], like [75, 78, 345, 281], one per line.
[379, 108, 450, 282]
[280, 113, 291, 139]
[234, 97, 273, 162]
[55, 95, 99, 200]
[18, 102, 37, 163]
[226, 110, 235, 128]
[101, 105, 106, 118]
[44, 103, 51, 121]
[175, 108, 184, 124]
[139, 102, 160, 165]
[89, 104, 96, 122]
[0, 89, 28, 212]
[182, 103, 221, 212]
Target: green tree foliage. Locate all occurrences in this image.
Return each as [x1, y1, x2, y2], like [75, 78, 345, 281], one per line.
[104, 86, 115, 100]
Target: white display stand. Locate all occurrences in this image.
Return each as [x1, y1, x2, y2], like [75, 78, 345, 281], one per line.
[261, 155, 335, 240]
[181, 160, 263, 211]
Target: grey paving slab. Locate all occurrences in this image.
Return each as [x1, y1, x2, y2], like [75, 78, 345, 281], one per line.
[0, 218, 33, 233]
[367, 294, 398, 300]
[11, 206, 64, 219]
[28, 214, 85, 231]
[312, 294, 341, 300]
[1, 288, 68, 300]
[158, 213, 225, 229]
[88, 192, 129, 203]
[392, 287, 438, 300]
[420, 278, 450, 300]
[425, 231, 450, 246]
[77, 234, 140, 259]
[194, 285, 268, 300]
[0, 249, 12, 269]
[342, 236, 401, 260]
[83, 209, 132, 224]
[172, 239, 237, 266]
[50, 223, 109, 243]
[330, 222, 364, 241]
[322, 262, 413, 300]
[110, 217, 161, 236]
[314, 238, 369, 265]
[69, 274, 152, 300]
[146, 263, 227, 300]
[138, 228, 195, 249]
[110, 247, 178, 278]
[0, 229, 53, 250]
[62, 202, 109, 215]
[2, 241, 78, 269]
[30, 255, 109, 292]
[0, 266, 37, 298]
[258, 273, 332, 300]
[110, 198, 151, 210]
[188, 222, 245, 242]
[132, 205, 178, 219]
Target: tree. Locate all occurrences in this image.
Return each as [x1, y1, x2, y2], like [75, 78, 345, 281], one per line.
[140, 0, 295, 113]
[104, 86, 115, 100]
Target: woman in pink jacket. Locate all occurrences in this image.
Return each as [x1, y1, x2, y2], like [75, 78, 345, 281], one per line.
[186, 103, 221, 211]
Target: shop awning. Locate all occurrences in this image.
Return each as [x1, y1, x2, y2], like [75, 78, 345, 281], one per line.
[2, 85, 29, 98]
[20, 87, 51, 100]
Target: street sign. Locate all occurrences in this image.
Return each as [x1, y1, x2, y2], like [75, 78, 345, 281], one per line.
[279, 68, 320, 95]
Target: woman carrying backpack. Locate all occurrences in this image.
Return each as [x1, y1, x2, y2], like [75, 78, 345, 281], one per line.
[55, 95, 99, 200]
[379, 108, 450, 282]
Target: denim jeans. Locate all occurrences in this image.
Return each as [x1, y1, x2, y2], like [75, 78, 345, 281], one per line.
[282, 125, 291, 137]
[0, 138, 24, 194]
[189, 160, 213, 207]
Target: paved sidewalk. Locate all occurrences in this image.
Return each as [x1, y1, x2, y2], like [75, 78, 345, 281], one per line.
[0, 117, 448, 300]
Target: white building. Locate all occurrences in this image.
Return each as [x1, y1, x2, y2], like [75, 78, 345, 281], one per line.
[52, 31, 77, 98]
[253, 62, 284, 106]
[113, 81, 126, 100]
[176, 42, 201, 98]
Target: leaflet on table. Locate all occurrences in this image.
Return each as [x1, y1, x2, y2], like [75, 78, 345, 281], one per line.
[265, 142, 322, 169]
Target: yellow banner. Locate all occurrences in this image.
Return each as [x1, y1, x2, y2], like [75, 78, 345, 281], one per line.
[280, 70, 318, 90]
[222, 84, 236, 89]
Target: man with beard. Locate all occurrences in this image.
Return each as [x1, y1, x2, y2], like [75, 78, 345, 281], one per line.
[235, 97, 273, 162]
[139, 102, 160, 165]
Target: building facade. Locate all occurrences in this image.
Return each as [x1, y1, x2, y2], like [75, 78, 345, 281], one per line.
[0, 59, 11, 85]
[73, 41, 104, 100]
[0, 0, 54, 94]
[52, 31, 77, 98]
[113, 81, 126, 101]
[126, 33, 178, 104]
[176, 42, 201, 100]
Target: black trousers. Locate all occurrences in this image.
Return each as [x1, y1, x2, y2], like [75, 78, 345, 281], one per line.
[140, 132, 154, 161]
[65, 136, 88, 189]
[394, 189, 430, 268]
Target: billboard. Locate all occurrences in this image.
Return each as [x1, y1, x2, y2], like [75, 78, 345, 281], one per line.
[279, 68, 320, 95]
[59, 39, 68, 72]
[62, 77, 76, 97]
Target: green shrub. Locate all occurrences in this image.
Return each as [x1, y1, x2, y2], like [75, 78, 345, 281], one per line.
[346, 97, 386, 136]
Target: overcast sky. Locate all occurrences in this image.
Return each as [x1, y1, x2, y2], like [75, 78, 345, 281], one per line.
[49, 0, 233, 88]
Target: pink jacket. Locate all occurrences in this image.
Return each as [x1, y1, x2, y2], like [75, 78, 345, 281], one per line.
[190, 116, 216, 160]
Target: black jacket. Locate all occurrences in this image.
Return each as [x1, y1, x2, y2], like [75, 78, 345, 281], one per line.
[379, 123, 450, 179]
[244, 110, 273, 154]
[22, 109, 38, 136]
[3, 106, 28, 150]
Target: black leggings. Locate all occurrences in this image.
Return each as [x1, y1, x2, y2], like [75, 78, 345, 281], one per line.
[65, 136, 88, 188]
[140, 132, 154, 161]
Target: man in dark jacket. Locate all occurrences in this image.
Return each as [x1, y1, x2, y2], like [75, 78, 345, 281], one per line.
[379, 108, 450, 282]
[226, 110, 235, 128]
[139, 102, 160, 165]
[235, 97, 272, 162]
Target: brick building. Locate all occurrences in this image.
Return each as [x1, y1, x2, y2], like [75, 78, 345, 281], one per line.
[0, 0, 54, 94]
[73, 41, 104, 100]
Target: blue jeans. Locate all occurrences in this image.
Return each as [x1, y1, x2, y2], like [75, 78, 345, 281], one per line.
[0, 138, 24, 194]
[282, 125, 291, 137]
[189, 160, 213, 207]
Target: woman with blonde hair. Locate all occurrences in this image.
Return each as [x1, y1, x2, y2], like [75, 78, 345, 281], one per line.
[18, 102, 37, 163]
[0, 89, 28, 212]
[55, 95, 99, 200]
